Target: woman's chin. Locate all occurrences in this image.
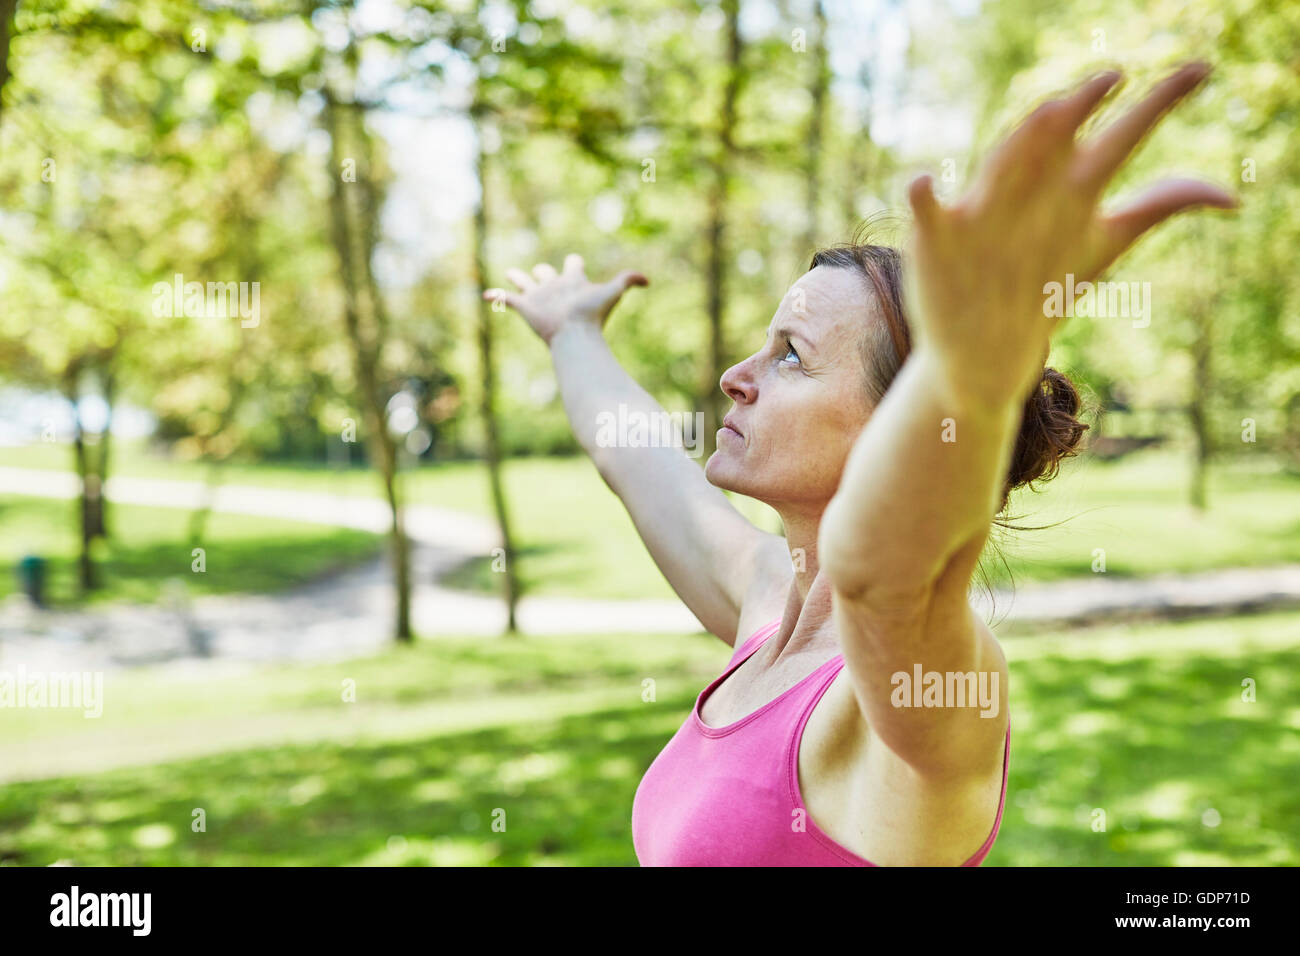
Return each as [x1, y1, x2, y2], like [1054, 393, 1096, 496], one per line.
[704, 450, 748, 495]
[703, 451, 732, 489]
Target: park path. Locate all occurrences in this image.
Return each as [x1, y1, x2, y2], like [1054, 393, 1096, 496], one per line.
[3, 465, 1300, 673]
[0, 465, 702, 672]
[0, 466, 499, 551]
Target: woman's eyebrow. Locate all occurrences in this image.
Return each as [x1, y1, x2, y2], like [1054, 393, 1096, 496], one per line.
[775, 325, 816, 353]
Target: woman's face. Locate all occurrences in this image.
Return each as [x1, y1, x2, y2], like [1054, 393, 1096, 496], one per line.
[705, 265, 876, 512]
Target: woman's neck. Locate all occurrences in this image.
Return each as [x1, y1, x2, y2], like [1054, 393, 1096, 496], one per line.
[780, 507, 822, 602]
[770, 505, 838, 659]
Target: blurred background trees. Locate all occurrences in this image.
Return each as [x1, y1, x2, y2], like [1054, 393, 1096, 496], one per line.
[0, 0, 1296, 631]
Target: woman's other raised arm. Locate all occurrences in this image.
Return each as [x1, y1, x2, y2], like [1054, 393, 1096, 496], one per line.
[485, 255, 788, 644]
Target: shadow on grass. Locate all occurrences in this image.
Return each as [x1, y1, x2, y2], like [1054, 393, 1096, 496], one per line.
[104, 535, 384, 599]
[0, 696, 690, 866]
[988, 647, 1300, 865]
[0, 496, 383, 610]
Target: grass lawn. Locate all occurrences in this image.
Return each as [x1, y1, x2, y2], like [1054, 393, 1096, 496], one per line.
[991, 448, 1300, 584]
[5, 441, 1300, 600]
[0, 609, 1296, 866]
[0, 495, 384, 607]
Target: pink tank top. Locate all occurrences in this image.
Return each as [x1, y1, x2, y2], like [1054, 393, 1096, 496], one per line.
[632, 617, 1011, 866]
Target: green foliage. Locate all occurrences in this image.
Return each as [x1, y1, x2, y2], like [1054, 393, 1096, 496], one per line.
[967, 0, 1300, 463]
[4, 0, 1292, 468]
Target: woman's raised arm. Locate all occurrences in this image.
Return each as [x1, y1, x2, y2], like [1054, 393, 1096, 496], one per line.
[485, 255, 788, 645]
[819, 63, 1236, 777]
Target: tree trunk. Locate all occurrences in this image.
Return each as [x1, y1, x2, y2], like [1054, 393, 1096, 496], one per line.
[470, 106, 520, 634]
[698, 0, 743, 460]
[63, 367, 96, 592]
[377, 439, 412, 640]
[0, 0, 16, 126]
[186, 350, 246, 547]
[843, 62, 873, 232]
[801, 0, 828, 256]
[1187, 227, 1216, 511]
[1188, 307, 1212, 511]
[324, 89, 412, 642]
[187, 461, 221, 547]
[91, 367, 115, 540]
[354, 111, 413, 642]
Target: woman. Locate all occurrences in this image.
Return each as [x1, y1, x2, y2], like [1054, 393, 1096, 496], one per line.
[485, 63, 1234, 866]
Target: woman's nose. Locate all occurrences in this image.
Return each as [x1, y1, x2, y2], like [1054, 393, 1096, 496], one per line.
[720, 356, 756, 404]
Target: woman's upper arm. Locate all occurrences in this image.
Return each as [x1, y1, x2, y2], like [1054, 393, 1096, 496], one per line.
[598, 444, 789, 644]
[831, 533, 1009, 779]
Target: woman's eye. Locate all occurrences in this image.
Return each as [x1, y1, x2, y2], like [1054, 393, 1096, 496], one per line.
[781, 343, 800, 365]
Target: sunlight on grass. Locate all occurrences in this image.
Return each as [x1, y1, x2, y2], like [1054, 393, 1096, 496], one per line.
[1137, 781, 1197, 822]
[0, 611, 1295, 866]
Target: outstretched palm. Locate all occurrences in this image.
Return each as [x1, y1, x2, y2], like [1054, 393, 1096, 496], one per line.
[905, 62, 1236, 405]
[484, 254, 648, 345]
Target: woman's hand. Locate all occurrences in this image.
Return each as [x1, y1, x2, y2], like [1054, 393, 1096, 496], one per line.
[904, 61, 1236, 407]
[483, 254, 648, 346]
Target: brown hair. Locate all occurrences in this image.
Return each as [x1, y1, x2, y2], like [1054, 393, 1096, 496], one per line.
[808, 238, 1090, 515]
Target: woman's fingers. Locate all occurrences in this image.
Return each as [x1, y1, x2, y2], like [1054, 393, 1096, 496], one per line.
[598, 270, 648, 300]
[1057, 69, 1123, 133]
[1099, 177, 1237, 259]
[907, 174, 941, 230]
[590, 270, 648, 320]
[482, 288, 519, 308]
[1077, 61, 1211, 188]
[505, 267, 536, 292]
[489, 263, 644, 309]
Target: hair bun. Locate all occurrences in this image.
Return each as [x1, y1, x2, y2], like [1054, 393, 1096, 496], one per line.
[1003, 367, 1089, 508]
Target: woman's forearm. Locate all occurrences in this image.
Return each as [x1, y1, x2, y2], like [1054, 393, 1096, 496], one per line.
[820, 348, 1025, 605]
[548, 321, 681, 474]
[491, 258, 780, 640]
[547, 320, 781, 640]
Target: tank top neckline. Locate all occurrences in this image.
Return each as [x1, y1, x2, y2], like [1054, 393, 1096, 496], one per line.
[686, 615, 1013, 866]
[693, 617, 840, 737]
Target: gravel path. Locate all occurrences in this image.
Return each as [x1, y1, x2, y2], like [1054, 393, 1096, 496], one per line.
[0, 466, 701, 671]
[3, 466, 1299, 673]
